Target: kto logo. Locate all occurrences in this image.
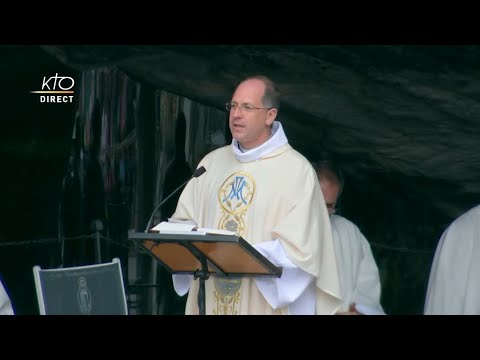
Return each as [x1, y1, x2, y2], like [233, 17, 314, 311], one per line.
[30, 73, 75, 103]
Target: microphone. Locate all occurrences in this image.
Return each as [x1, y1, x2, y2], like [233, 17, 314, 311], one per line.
[144, 166, 206, 232]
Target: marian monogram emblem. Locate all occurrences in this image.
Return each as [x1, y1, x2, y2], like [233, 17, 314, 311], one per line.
[214, 171, 255, 314]
[218, 172, 255, 215]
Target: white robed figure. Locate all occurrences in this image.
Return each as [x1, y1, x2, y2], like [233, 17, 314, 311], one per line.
[0, 279, 14, 315]
[424, 204, 480, 315]
[171, 76, 341, 315]
[330, 215, 385, 315]
[313, 159, 384, 315]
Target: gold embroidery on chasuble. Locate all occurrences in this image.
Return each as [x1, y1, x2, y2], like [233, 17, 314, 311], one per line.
[213, 171, 256, 314]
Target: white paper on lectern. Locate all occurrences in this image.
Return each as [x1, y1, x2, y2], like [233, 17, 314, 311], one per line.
[151, 221, 195, 232]
[151, 221, 235, 236]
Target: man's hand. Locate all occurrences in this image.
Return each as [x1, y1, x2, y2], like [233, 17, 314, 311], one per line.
[336, 303, 362, 315]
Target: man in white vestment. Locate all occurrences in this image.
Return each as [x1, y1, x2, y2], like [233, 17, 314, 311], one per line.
[313, 160, 385, 315]
[424, 203, 480, 315]
[0, 278, 14, 315]
[170, 75, 341, 315]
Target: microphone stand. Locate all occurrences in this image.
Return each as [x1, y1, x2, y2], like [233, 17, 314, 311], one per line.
[144, 166, 206, 233]
[141, 166, 207, 313]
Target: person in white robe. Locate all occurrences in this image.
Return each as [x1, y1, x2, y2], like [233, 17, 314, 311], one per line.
[313, 160, 385, 315]
[424, 203, 480, 315]
[0, 278, 14, 315]
[170, 75, 341, 315]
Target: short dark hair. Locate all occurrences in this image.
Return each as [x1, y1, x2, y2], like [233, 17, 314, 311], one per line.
[311, 159, 345, 197]
[242, 75, 280, 109]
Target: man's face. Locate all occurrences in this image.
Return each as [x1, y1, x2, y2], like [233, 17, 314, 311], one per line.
[319, 177, 340, 216]
[228, 79, 277, 149]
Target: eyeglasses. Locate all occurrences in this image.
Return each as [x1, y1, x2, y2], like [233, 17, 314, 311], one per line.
[226, 102, 273, 113]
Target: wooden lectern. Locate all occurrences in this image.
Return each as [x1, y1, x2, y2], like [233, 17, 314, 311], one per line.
[128, 231, 283, 315]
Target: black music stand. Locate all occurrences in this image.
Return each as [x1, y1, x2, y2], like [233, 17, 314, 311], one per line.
[128, 231, 283, 315]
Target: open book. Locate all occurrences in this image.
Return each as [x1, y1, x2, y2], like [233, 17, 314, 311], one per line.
[150, 221, 236, 236]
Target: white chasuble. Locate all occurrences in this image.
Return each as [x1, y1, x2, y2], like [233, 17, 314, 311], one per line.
[172, 123, 340, 315]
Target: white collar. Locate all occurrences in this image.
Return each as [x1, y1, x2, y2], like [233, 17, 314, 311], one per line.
[231, 121, 288, 163]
